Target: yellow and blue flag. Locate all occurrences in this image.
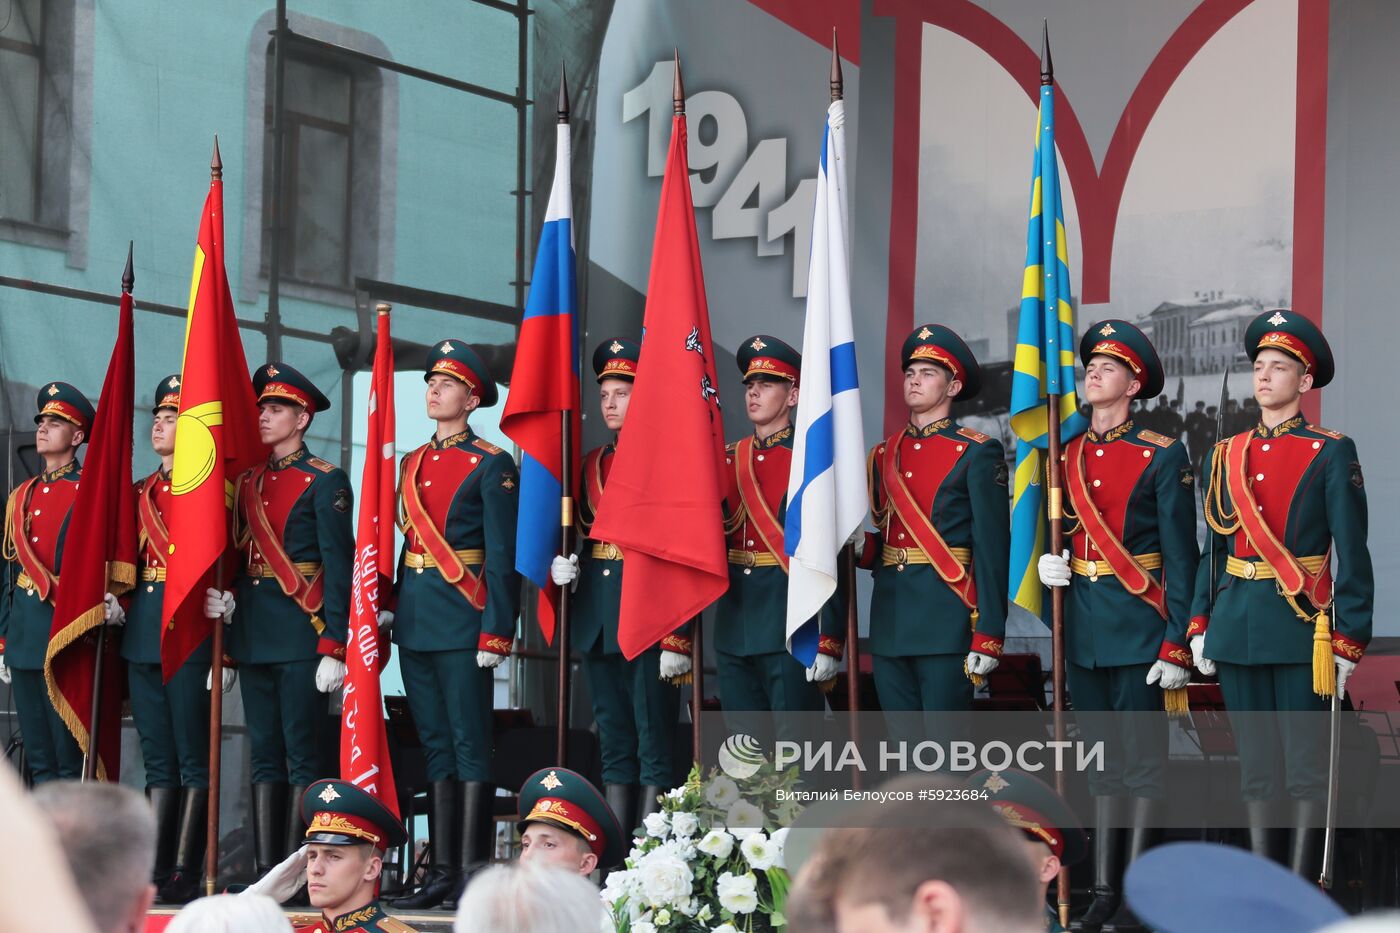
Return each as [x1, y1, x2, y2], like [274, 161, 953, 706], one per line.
[1008, 78, 1087, 617]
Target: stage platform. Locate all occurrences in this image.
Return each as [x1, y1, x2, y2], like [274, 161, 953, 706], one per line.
[144, 906, 457, 931]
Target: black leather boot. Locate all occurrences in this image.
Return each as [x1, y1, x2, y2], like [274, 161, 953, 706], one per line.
[606, 784, 639, 838]
[638, 785, 667, 827]
[159, 787, 209, 904]
[1244, 799, 1286, 864]
[442, 781, 496, 911]
[389, 780, 462, 910]
[147, 786, 180, 892]
[251, 783, 288, 878]
[1074, 796, 1123, 932]
[1103, 797, 1158, 932]
[1289, 799, 1325, 879]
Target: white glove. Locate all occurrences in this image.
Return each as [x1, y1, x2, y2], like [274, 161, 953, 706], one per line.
[205, 666, 237, 693]
[806, 653, 840, 683]
[1336, 657, 1357, 699]
[966, 651, 999, 678]
[315, 657, 347, 693]
[204, 588, 235, 623]
[103, 593, 126, 627]
[377, 610, 394, 630]
[1037, 550, 1071, 588]
[845, 529, 865, 560]
[477, 650, 508, 669]
[0, 655, 9, 686]
[1191, 635, 1216, 677]
[244, 844, 309, 903]
[550, 554, 579, 587]
[1146, 659, 1191, 691]
[659, 650, 692, 680]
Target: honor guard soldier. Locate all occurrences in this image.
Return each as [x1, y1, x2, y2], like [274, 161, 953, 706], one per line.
[548, 338, 688, 833]
[715, 335, 842, 721]
[859, 326, 1008, 714]
[970, 769, 1087, 933]
[516, 766, 626, 877]
[123, 375, 225, 902]
[294, 779, 417, 933]
[208, 363, 353, 880]
[0, 382, 108, 783]
[385, 340, 519, 910]
[1192, 310, 1371, 877]
[1035, 321, 1198, 933]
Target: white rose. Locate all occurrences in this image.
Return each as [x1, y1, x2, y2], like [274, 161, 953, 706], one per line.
[740, 832, 778, 871]
[769, 827, 790, 869]
[671, 811, 700, 839]
[601, 869, 634, 907]
[654, 908, 672, 926]
[696, 829, 734, 860]
[724, 800, 765, 839]
[667, 787, 686, 800]
[705, 775, 740, 808]
[636, 849, 694, 908]
[632, 923, 657, 933]
[711, 925, 739, 933]
[716, 871, 759, 915]
[644, 810, 672, 839]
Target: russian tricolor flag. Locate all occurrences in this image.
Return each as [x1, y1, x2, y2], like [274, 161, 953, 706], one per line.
[501, 118, 578, 644]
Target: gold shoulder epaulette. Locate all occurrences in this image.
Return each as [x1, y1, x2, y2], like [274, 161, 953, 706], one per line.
[1312, 426, 1346, 440]
[1136, 429, 1176, 448]
[307, 456, 336, 473]
[957, 426, 990, 444]
[375, 917, 418, 933]
[725, 441, 738, 453]
[472, 437, 504, 455]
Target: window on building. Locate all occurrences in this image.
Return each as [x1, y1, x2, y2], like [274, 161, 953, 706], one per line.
[261, 54, 355, 289]
[0, 0, 45, 224]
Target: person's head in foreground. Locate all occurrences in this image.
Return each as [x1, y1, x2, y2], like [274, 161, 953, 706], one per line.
[453, 861, 604, 933]
[788, 777, 1045, 933]
[516, 767, 625, 876]
[967, 768, 1086, 917]
[298, 778, 408, 924]
[33, 781, 157, 933]
[166, 894, 293, 933]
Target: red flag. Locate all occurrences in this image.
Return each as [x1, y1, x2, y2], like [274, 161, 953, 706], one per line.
[340, 308, 399, 815]
[589, 111, 729, 659]
[161, 148, 265, 678]
[43, 259, 138, 781]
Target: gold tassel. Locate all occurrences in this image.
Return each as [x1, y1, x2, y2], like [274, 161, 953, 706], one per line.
[667, 672, 693, 687]
[1312, 610, 1335, 698]
[964, 657, 986, 689]
[817, 676, 838, 695]
[1163, 687, 1190, 718]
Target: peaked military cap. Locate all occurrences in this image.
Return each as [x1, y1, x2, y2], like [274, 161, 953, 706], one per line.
[425, 338, 499, 407]
[968, 769, 1086, 866]
[1080, 319, 1165, 400]
[593, 337, 641, 383]
[1244, 309, 1334, 389]
[253, 361, 331, 412]
[34, 381, 95, 435]
[736, 334, 801, 384]
[517, 767, 625, 868]
[901, 324, 981, 399]
[152, 373, 182, 414]
[300, 779, 407, 851]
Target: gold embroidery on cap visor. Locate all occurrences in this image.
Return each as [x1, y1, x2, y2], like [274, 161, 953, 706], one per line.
[306, 811, 383, 846]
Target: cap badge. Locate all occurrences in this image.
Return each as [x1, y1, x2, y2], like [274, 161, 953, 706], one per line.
[609, 340, 624, 354]
[1267, 311, 1288, 327]
[168, 376, 181, 388]
[318, 785, 341, 803]
[983, 772, 1009, 794]
[47, 384, 59, 396]
[539, 770, 563, 791]
[266, 365, 279, 378]
[440, 341, 455, 353]
[750, 337, 767, 351]
[917, 327, 933, 340]
[1098, 322, 1116, 336]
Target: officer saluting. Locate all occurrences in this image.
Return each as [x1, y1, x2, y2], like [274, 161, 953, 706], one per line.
[715, 335, 843, 718]
[386, 341, 519, 910]
[1036, 321, 1197, 932]
[0, 382, 107, 783]
[549, 339, 687, 832]
[1192, 310, 1372, 877]
[207, 362, 353, 881]
[860, 326, 1008, 713]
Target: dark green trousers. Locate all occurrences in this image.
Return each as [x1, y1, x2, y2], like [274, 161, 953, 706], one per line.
[1067, 661, 1166, 797]
[1217, 661, 1328, 801]
[399, 647, 494, 782]
[580, 647, 679, 787]
[239, 660, 329, 785]
[128, 659, 211, 788]
[11, 667, 82, 783]
[717, 650, 823, 713]
[872, 653, 971, 711]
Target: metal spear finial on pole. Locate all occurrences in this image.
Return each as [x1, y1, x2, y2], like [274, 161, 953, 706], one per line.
[673, 49, 685, 115]
[557, 64, 570, 125]
[1040, 20, 1054, 85]
[211, 136, 223, 180]
[831, 29, 844, 103]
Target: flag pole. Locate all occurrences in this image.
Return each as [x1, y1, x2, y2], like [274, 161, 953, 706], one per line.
[553, 66, 576, 768]
[205, 138, 226, 898]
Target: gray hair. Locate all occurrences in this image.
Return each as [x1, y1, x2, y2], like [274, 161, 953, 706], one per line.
[166, 894, 293, 933]
[453, 862, 604, 933]
[33, 781, 156, 933]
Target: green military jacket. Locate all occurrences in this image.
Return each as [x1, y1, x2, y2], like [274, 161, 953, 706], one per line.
[0, 460, 81, 670]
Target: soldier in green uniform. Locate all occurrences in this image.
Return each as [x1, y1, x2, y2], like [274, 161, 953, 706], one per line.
[516, 766, 626, 876]
[857, 326, 1008, 716]
[548, 338, 687, 832]
[294, 779, 418, 933]
[714, 335, 844, 724]
[1035, 321, 1197, 932]
[122, 374, 229, 902]
[205, 362, 353, 880]
[1192, 310, 1371, 877]
[0, 382, 104, 784]
[385, 341, 519, 910]
[969, 768, 1086, 933]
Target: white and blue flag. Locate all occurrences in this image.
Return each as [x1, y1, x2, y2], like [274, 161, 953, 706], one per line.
[784, 98, 864, 665]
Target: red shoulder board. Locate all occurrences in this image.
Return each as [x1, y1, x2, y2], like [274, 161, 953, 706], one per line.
[956, 426, 990, 444]
[1312, 426, 1345, 440]
[472, 438, 503, 455]
[1136, 429, 1176, 448]
[307, 456, 336, 473]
